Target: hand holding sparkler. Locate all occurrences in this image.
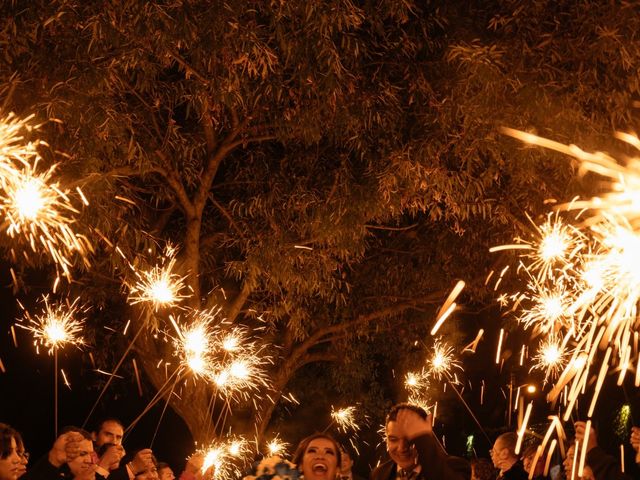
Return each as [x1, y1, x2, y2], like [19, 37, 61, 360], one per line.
[128, 449, 154, 475]
[630, 427, 640, 464]
[98, 444, 125, 471]
[47, 431, 85, 468]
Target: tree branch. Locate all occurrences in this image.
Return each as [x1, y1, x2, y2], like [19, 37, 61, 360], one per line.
[210, 197, 245, 240]
[154, 151, 195, 217]
[225, 269, 256, 323]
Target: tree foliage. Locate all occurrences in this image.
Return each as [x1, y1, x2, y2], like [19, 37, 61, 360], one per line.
[1, 0, 639, 443]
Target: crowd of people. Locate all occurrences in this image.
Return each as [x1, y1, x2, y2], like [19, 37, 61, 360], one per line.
[2, 403, 640, 480]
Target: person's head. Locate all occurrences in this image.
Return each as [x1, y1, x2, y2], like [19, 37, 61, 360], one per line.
[385, 403, 428, 469]
[156, 463, 174, 480]
[292, 433, 341, 480]
[134, 453, 158, 480]
[64, 428, 95, 480]
[13, 434, 28, 478]
[0, 424, 22, 480]
[93, 419, 124, 447]
[338, 446, 353, 475]
[490, 432, 518, 471]
[470, 458, 495, 480]
[521, 443, 543, 476]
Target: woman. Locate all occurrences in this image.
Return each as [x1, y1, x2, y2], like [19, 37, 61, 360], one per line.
[292, 433, 341, 480]
[0, 424, 22, 480]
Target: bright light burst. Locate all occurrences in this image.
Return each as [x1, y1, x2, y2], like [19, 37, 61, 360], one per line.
[498, 127, 640, 424]
[19, 295, 87, 353]
[331, 405, 360, 433]
[198, 436, 250, 480]
[531, 335, 567, 383]
[265, 435, 289, 457]
[127, 245, 190, 310]
[428, 339, 461, 380]
[170, 308, 271, 403]
[0, 113, 91, 278]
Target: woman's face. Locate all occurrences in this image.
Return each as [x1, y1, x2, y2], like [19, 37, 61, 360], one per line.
[67, 439, 96, 480]
[15, 440, 27, 478]
[300, 438, 338, 480]
[0, 437, 21, 480]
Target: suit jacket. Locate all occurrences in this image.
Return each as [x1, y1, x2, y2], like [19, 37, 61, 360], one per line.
[369, 434, 469, 480]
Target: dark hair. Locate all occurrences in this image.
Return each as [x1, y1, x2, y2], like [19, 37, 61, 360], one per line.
[97, 442, 115, 457]
[470, 458, 496, 480]
[292, 433, 342, 468]
[95, 418, 124, 434]
[385, 403, 428, 424]
[156, 462, 171, 472]
[0, 423, 20, 459]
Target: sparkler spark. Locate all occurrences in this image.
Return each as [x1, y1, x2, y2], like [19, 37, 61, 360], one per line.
[428, 339, 461, 380]
[531, 335, 568, 383]
[170, 308, 271, 403]
[331, 406, 360, 433]
[198, 436, 250, 480]
[0, 114, 92, 278]
[19, 295, 87, 353]
[497, 127, 640, 424]
[265, 435, 289, 457]
[127, 245, 190, 310]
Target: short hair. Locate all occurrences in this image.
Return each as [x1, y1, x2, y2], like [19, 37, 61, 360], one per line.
[95, 418, 124, 433]
[292, 433, 342, 468]
[385, 403, 428, 424]
[0, 423, 20, 459]
[495, 432, 518, 458]
[470, 458, 496, 480]
[60, 425, 93, 441]
[156, 462, 171, 472]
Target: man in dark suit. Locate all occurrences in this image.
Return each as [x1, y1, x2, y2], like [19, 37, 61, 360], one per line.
[369, 403, 469, 480]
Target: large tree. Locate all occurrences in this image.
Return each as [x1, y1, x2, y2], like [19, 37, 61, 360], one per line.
[1, 0, 638, 444]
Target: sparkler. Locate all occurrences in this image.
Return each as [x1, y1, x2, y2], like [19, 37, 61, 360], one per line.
[127, 245, 190, 310]
[428, 339, 461, 381]
[330, 405, 360, 434]
[494, 127, 640, 470]
[265, 435, 289, 457]
[197, 436, 251, 480]
[18, 295, 87, 436]
[0, 113, 92, 279]
[531, 335, 568, 383]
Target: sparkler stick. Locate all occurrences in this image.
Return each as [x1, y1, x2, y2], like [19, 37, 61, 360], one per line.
[83, 315, 147, 429]
[443, 373, 491, 444]
[54, 347, 58, 437]
[124, 367, 182, 436]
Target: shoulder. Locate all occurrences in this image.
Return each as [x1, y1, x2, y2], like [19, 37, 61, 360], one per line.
[370, 460, 395, 480]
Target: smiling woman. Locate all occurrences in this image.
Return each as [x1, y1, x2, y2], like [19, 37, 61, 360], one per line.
[292, 434, 341, 480]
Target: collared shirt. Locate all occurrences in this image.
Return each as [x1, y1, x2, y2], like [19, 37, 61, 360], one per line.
[395, 465, 421, 480]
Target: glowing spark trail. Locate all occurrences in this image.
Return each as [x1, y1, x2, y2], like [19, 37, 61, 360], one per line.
[331, 406, 360, 433]
[0, 114, 92, 278]
[428, 339, 461, 381]
[127, 245, 190, 310]
[497, 127, 640, 428]
[19, 295, 86, 353]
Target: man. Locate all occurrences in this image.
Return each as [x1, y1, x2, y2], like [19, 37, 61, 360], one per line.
[92, 419, 125, 479]
[370, 403, 469, 480]
[489, 433, 526, 480]
[90, 419, 153, 480]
